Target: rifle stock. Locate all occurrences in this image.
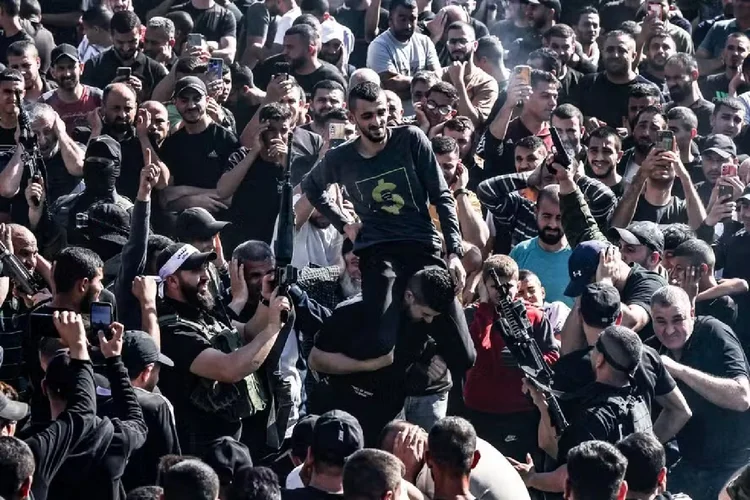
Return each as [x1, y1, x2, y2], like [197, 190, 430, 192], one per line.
[489, 270, 569, 435]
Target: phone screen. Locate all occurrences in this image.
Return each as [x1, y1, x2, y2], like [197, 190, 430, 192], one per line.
[208, 58, 223, 82]
[187, 33, 204, 49]
[329, 122, 347, 148]
[117, 67, 131, 79]
[90, 302, 113, 336]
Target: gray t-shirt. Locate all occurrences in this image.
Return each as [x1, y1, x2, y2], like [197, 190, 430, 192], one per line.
[699, 18, 750, 58]
[366, 29, 440, 77]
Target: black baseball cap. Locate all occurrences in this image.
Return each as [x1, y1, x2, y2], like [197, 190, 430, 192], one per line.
[175, 207, 230, 241]
[608, 221, 665, 254]
[311, 410, 364, 466]
[0, 393, 28, 421]
[702, 134, 737, 159]
[565, 240, 611, 297]
[122, 330, 174, 377]
[86, 135, 122, 164]
[173, 76, 207, 98]
[203, 437, 254, 486]
[580, 282, 621, 328]
[51, 43, 80, 64]
[291, 414, 319, 459]
[156, 243, 217, 278]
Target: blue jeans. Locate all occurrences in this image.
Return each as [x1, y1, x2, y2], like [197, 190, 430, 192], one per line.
[400, 392, 449, 430]
[669, 459, 740, 500]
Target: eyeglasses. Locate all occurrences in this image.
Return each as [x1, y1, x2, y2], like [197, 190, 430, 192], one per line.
[425, 100, 453, 116]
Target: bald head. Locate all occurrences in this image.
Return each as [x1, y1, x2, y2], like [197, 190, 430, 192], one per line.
[442, 5, 468, 24]
[349, 68, 380, 89]
[8, 223, 38, 272]
[103, 82, 137, 129]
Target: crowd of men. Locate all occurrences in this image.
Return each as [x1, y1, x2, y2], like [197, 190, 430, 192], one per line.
[4, 0, 750, 498]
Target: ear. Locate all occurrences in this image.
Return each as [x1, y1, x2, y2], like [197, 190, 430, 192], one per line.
[657, 466, 667, 490]
[404, 289, 415, 305]
[20, 476, 32, 499]
[424, 449, 433, 468]
[347, 109, 356, 123]
[617, 149, 624, 162]
[304, 445, 314, 467]
[471, 450, 480, 469]
[615, 311, 623, 325]
[690, 127, 697, 140]
[700, 263, 709, 276]
[79, 277, 89, 294]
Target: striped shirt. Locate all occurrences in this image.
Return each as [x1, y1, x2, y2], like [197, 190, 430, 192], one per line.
[478, 171, 616, 249]
[0, 297, 28, 393]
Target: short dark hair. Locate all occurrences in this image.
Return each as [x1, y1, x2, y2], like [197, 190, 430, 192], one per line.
[53, 246, 103, 294]
[389, 0, 417, 14]
[616, 432, 665, 495]
[635, 105, 665, 124]
[228, 467, 281, 500]
[662, 223, 695, 252]
[527, 48, 562, 76]
[666, 106, 698, 131]
[713, 96, 744, 115]
[232, 240, 274, 264]
[475, 36, 504, 67]
[516, 135, 546, 152]
[531, 69, 560, 89]
[543, 23, 575, 41]
[408, 267, 455, 312]
[577, 5, 598, 19]
[629, 83, 661, 99]
[348, 81, 382, 110]
[0, 0, 20, 17]
[519, 269, 540, 282]
[82, 5, 112, 30]
[665, 52, 698, 74]
[285, 23, 320, 46]
[0, 68, 23, 85]
[126, 486, 165, 500]
[7, 39, 35, 58]
[0, 436, 34, 499]
[301, 0, 329, 17]
[566, 441, 628, 500]
[343, 449, 405, 500]
[175, 57, 208, 75]
[552, 103, 583, 123]
[258, 102, 295, 122]
[605, 29, 636, 46]
[412, 70, 439, 89]
[293, 13, 321, 28]
[444, 116, 475, 134]
[166, 10, 193, 35]
[111, 9, 140, 34]
[157, 454, 200, 486]
[432, 135, 458, 156]
[587, 126, 622, 151]
[428, 417, 476, 475]
[426, 81, 459, 104]
[322, 107, 350, 124]
[537, 184, 560, 207]
[447, 21, 474, 38]
[230, 62, 254, 88]
[312, 79, 345, 100]
[162, 459, 220, 500]
[673, 238, 715, 268]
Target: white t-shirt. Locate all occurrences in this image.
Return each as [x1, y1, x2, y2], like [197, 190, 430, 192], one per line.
[274, 7, 302, 45]
[286, 464, 410, 500]
[416, 438, 531, 500]
[366, 29, 440, 77]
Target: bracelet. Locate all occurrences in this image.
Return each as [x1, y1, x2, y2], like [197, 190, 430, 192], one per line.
[453, 188, 470, 198]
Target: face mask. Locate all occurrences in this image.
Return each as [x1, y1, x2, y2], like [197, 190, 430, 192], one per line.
[83, 159, 120, 196]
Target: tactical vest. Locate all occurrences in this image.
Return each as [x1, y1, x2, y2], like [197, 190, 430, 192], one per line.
[584, 388, 653, 442]
[159, 313, 268, 423]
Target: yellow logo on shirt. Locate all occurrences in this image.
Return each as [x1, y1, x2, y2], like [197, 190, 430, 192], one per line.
[372, 179, 405, 215]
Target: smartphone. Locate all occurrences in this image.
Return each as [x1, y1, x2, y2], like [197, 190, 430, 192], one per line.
[720, 163, 738, 199]
[513, 65, 531, 86]
[648, 3, 663, 19]
[90, 302, 113, 339]
[329, 122, 347, 149]
[116, 67, 131, 79]
[656, 130, 674, 152]
[273, 61, 291, 81]
[187, 32, 205, 50]
[207, 58, 223, 83]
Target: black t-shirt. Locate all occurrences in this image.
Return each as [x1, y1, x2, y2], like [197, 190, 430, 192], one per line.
[170, 1, 237, 41]
[665, 316, 750, 467]
[599, 0, 639, 32]
[46, 147, 83, 204]
[334, 6, 389, 69]
[553, 344, 676, 412]
[82, 49, 168, 101]
[481, 117, 553, 179]
[0, 125, 20, 221]
[292, 63, 348, 99]
[282, 487, 343, 500]
[699, 72, 732, 101]
[160, 122, 240, 190]
[621, 263, 668, 340]
[572, 72, 664, 129]
[695, 295, 738, 335]
[558, 67, 583, 105]
[632, 195, 689, 226]
[41, 0, 84, 45]
[0, 30, 32, 65]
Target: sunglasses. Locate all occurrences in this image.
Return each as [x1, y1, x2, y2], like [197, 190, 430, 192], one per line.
[425, 100, 453, 116]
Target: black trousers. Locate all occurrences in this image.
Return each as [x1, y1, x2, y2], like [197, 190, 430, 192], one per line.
[354, 241, 469, 359]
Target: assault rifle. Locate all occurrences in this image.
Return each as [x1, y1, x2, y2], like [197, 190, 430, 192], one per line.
[489, 269, 569, 435]
[16, 91, 45, 207]
[0, 240, 41, 296]
[274, 131, 298, 299]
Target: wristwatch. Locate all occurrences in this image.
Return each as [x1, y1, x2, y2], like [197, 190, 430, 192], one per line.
[453, 188, 470, 198]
